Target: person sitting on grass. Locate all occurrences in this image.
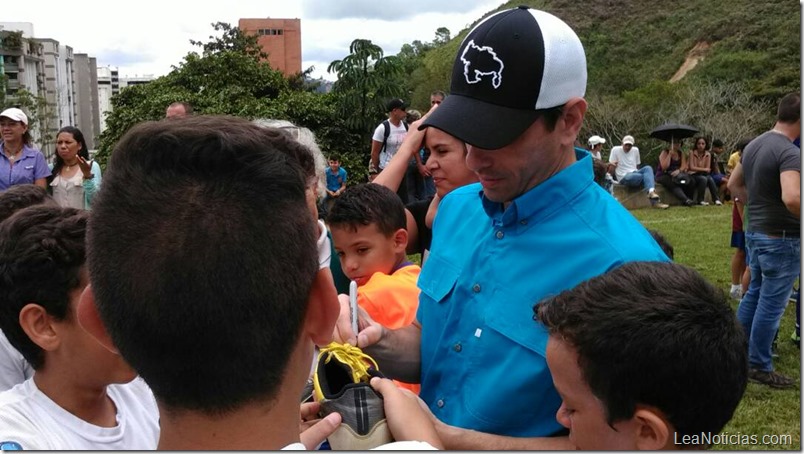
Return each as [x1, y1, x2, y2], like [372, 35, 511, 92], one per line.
[536, 261, 748, 450]
[0, 206, 159, 450]
[609, 135, 669, 209]
[327, 183, 421, 393]
[77, 115, 439, 450]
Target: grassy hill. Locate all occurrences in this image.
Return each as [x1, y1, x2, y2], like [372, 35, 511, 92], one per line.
[407, 1, 798, 158]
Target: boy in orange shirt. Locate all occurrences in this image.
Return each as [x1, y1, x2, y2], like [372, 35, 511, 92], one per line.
[328, 183, 420, 392]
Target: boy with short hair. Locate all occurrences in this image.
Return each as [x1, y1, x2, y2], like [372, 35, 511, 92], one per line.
[536, 261, 748, 450]
[327, 183, 421, 392]
[328, 183, 420, 330]
[77, 116, 438, 450]
[325, 155, 347, 201]
[0, 206, 159, 450]
[0, 184, 57, 392]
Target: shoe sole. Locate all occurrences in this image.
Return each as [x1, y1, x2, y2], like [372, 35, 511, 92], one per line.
[326, 419, 393, 450]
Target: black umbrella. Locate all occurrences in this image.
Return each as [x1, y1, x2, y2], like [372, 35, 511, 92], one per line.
[649, 123, 699, 143]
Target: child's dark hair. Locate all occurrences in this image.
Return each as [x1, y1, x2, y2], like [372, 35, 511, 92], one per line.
[327, 184, 406, 236]
[0, 184, 55, 222]
[648, 229, 674, 260]
[0, 206, 88, 369]
[536, 261, 747, 441]
[328, 154, 340, 162]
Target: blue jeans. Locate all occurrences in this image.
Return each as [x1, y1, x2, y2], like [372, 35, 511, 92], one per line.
[737, 231, 801, 371]
[618, 166, 655, 192]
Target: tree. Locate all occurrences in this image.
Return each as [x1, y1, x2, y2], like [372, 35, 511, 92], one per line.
[95, 22, 291, 167]
[327, 39, 404, 138]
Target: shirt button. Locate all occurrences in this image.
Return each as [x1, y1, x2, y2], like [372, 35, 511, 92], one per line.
[496, 231, 504, 239]
[453, 343, 462, 352]
[472, 283, 481, 293]
[437, 399, 445, 408]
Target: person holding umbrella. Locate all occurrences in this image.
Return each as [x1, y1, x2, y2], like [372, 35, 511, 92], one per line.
[609, 135, 668, 208]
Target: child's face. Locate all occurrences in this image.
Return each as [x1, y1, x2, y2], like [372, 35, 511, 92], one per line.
[330, 223, 405, 286]
[545, 336, 640, 450]
[61, 268, 138, 385]
[329, 160, 340, 170]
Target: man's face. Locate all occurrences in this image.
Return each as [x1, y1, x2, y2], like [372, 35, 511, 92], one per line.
[465, 117, 560, 203]
[711, 146, 724, 155]
[622, 143, 633, 152]
[393, 108, 407, 122]
[546, 336, 638, 450]
[430, 94, 444, 106]
[166, 105, 187, 119]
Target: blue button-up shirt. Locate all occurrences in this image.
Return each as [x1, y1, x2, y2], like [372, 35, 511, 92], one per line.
[417, 149, 668, 437]
[0, 143, 51, 191]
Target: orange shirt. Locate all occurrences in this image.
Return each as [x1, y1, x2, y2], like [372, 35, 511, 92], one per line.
[358, 264, 421, 393]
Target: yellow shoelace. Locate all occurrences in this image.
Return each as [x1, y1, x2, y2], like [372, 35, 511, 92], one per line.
[320, 342, 380, 383]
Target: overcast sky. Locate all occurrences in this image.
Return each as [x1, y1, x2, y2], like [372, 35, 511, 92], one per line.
[2, 0, 505, 81]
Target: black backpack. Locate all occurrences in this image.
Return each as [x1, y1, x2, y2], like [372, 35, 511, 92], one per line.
[380, 119, 409, 154]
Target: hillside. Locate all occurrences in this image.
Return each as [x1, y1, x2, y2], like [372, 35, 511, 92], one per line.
[406, 1, 798, 156]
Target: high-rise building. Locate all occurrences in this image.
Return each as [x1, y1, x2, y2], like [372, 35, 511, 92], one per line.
[74, 53, 100, 149]
[238, 18, 301, 76]
[96, 66, 119, 133]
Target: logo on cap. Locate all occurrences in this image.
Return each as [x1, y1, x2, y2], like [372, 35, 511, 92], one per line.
[460, 40, 505, 89]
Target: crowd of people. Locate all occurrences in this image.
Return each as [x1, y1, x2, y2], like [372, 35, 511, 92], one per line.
[0, 5, 798, 451]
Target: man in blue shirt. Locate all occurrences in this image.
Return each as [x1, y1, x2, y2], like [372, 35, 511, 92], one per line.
[333, 6, 667, 449]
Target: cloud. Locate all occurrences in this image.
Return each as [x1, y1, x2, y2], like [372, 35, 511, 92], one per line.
[94, 49, 156, 67]
[301, 0, 498, 20]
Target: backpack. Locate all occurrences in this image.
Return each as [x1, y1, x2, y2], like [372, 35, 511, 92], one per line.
[381, 119, 409, 154]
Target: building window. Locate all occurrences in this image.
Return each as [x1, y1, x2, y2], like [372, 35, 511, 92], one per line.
[257, 28, 283, 36]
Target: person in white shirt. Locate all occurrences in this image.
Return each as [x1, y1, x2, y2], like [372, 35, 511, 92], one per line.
[0, 206, 159, 450]
[609, 135, 668, 208]
[587, 135, 606, 160]
[78, 116, 441, 450]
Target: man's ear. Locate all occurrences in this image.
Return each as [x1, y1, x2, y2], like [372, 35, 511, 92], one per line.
[392, 228, 409, 253]
[632, 406, 673, 450]
[76, 285, 119, 354]
[19, 303, 60, 352]
[560, 97, 588, 147]
[304, 269, 340, 346]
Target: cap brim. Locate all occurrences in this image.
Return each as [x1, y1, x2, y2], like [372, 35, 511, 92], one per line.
[419, 94, 541, 150]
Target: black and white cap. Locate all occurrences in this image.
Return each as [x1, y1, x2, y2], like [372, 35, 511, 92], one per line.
[420, 6, 587, 150]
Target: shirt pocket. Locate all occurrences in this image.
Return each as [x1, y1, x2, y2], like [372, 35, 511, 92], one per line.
[462, 286, 562, 435]
[418, 253, 461, 304]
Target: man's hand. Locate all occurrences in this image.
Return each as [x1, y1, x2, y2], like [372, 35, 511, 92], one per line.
[331, 293, 384, 349]
[299, 402, 341, 449]
[370, 377, 443, 449]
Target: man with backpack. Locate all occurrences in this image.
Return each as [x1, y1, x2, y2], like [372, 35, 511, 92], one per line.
[370, 99, 411, 203]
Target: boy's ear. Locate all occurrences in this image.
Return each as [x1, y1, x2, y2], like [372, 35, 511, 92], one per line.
[304, 269, 340, 346]
[392, 228, 408, 253]
[632, 407, 673, 450]
[76, 285, 120, 354]
[19, 303, 60, 352]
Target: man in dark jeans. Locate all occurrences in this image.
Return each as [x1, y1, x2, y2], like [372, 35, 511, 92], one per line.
[729, 92, 801, 388]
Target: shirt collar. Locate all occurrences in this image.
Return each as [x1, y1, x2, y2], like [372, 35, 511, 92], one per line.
[481, 148, 594, 227]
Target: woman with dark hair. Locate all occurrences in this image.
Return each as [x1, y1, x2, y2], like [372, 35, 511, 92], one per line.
[688, 136, 722, 205]
[48, 126, 101, 209]
[655, 140, 695, 206]
[0, 108, 50, 191]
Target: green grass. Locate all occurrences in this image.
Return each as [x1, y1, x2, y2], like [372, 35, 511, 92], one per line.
[632, 204, 800, 450]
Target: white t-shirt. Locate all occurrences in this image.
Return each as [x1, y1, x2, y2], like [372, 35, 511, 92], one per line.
[372, 121, 408, 169]
[0, 330, 33, 392]
[0, 377, 159, 450]
[609, 145, 641, 181]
